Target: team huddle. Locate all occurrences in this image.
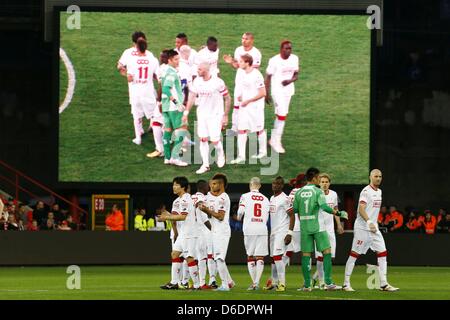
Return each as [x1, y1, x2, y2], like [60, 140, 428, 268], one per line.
[156, 168, 399, 292]
[117, 31, 299, 173]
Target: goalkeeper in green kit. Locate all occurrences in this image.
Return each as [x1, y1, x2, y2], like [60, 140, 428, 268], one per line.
[292, 167, 348, 291]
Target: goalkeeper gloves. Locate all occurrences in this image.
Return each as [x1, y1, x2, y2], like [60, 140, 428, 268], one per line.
[337, 210, 348, 220]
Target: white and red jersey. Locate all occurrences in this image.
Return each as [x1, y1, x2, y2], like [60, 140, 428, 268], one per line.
[318, 189, 338, 233]
[238, 190, 270, 236]
[206, 192, 231, 236]
[269, 192, 290, 234]
[235, 68, 265, 109]
[191, 192, 210, 235]
[354, 185, 382, 231]
[171, 193, 197, 239]
[266, 53, 299, 96]
[126, 50, 159, 102]
[288, 188, 301, 231]
[195, 47, 220, 76]
[190, 76, 228, 116]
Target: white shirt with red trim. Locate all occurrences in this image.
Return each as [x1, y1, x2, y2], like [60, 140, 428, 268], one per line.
[354, 185, 382, 231]
[126, 50, 159, 101]
[238, 190, 270, 236]
[234, 46, 262, 68]
[269, 192, 290, 234]
[195, 47, 220, 76]
[288, 188, 301, 231]
[190, 76, 228, 116]
[171, 193, 197, 239]
[206, 192, 231, 236]
[191, 192, 210, 236]
[318, 189, 338, 233]
[266, 53, 299, 96]
[235, 68, 265, 109]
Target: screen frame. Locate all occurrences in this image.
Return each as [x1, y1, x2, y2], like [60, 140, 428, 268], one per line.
[53, 5, 377, 192]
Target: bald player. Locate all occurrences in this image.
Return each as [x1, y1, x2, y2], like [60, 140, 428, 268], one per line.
[342, 169, 399, 292]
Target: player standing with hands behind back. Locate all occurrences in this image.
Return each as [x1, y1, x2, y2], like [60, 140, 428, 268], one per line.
[342, 169, 399, 292]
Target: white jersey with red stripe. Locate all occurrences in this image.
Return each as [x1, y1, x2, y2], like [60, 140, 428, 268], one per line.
[318, 189, 338, 233]
[269, 192, 290, 234]
[206, 192, 231, 236]
[238, 190, 270, 236]
[191, 192, 210, 236]
[171, 193, 198, 239]
[126, 50, 159, 102]
[234, 46, 262, 83]
[235, 68, 265, 109]
[354, 185, 382, 231]
[195, 47, 220, 76]
[288, 188, 301, 231]
[190, 76, 229, 116]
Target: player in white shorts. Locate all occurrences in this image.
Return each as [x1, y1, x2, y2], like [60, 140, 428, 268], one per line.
[223, 32, 262, 136]
[343, 169, 399, 292]
[194, 37, 220, 77]
[265, 40, 299, 154]
[263, 176, 295, 292]
[312, 173, 344, 289]
[230, 54, 267, 164]
[237, 177, 270, 290]
[183, 62, 231, 174]
[158, 176, 201, 290]
[198, 173, 235, 291]
[191, 179, 213, 289]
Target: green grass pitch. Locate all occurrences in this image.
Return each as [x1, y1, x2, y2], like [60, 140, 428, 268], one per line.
[1, 265, 449, 300]
[59, 12, 370, 184]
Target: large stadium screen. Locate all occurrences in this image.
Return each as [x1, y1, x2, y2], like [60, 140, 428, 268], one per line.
[58, 11, 371, 184]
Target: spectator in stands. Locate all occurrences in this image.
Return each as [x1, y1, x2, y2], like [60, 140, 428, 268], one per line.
[437, 208, 446, 224]
[6, 214, 20, 230]
[57, 220, 72, 231]
[41, 212, 57, 229]
[17, 204, 30, 230]
[41, 218, 56, 231]
[134, 208, 147, 231]
[436, 212, 450, 233]
[420, 210, 437, 235]
[378, 205, 389, 225]
[387, 206, 404, 232]
[105, 204, 124, 231]
[28, 219, 39, 231]
[66, 214, 78, 230]
[33, 201, 47, 226]
[405, 210, 421, 233]
[51, 203, 65, 224]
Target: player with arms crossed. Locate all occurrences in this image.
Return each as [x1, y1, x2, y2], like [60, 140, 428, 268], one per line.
[237, 177, 270, 290]
[342, 169, 399, 292]
[223, 32, 262, 136]
[183, 62, 231, 174]
[312, 173, 344, 290]
[293, 167, 347, 291]
[198, 173, 235, 291]
[265, 40, 299, 154]
[230, 54, 267, 164]
[158, 176, 201, 290]
[263, 176, 295, 292]
[161, 50, 189, 166]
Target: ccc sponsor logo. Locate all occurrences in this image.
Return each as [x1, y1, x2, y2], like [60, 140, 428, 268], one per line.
[300, 191, 312, 198]
[137, 59, 149, 64]
[251, 195, 264, 201]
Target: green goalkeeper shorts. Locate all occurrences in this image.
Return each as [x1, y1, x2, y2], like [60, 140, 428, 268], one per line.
[301, 231, 331, 253]
[163, 111, 183, 130]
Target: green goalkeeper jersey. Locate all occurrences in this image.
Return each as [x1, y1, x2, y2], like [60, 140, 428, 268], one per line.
[293, 183, 334, 234]
[161, 65, 184, 112]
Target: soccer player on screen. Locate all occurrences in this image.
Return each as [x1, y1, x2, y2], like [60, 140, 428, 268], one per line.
[124, 38, 160, 146]
[237, 177, 270, 290]
[263, 176, 295, 292]
[198, 173, 235, 291]
[342, 169, 399, 292]
[183, 62, 231, 174]
[194, 37, 220, 77]
[312, 173, 344, 290]
[265, 40, 299, 154]
[223, 32, 262, 136]
[230, 54, 267, 164]
[161, 50, 189, 166]
[293, 167, 347, 291]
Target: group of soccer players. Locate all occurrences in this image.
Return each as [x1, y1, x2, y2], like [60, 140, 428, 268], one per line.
[117, 31, 300, 173]
[156, 168, 399, 292]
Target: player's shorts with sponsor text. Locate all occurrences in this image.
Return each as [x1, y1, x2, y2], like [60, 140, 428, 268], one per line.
[237, 103, 264, 132]
[244, 234, 268, 257]
[181, 237, 198, 258]
[163, 111, 184, 129]
[272, 94, 292, 117]
[351, 228, 386, 255]
[315, 230, 336, 258]
[301, 231, 330, 253]
[212, 233, 230, 261]
[131, 96, 157, 120]
[270, 230, 288, 257]
[196, 113, 223, 142]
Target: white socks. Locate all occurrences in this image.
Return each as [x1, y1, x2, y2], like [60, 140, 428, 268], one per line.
[317, 258, 324, 282]
[378, 255, 388, 287]
[152, 124, 164, 152]
[207, 255, 217, 284]
[271, 262, 278, 283]
[274, 258, 285, 286]
[237, 133, 247, 159]
[199, 140, 209, 167]
[198, 258, 207, 286]
[188, 261, 200, 288]
[216, 259, 229, 288]
[258, 130, 267, 155]
[171, 258, 182, 285]
[255, 259, 265, 286]
[344, 255, 357, 286]
[247, 259, 256, 284]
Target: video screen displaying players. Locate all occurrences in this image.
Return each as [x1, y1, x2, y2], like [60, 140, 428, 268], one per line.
[59, 11, 370, 184]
